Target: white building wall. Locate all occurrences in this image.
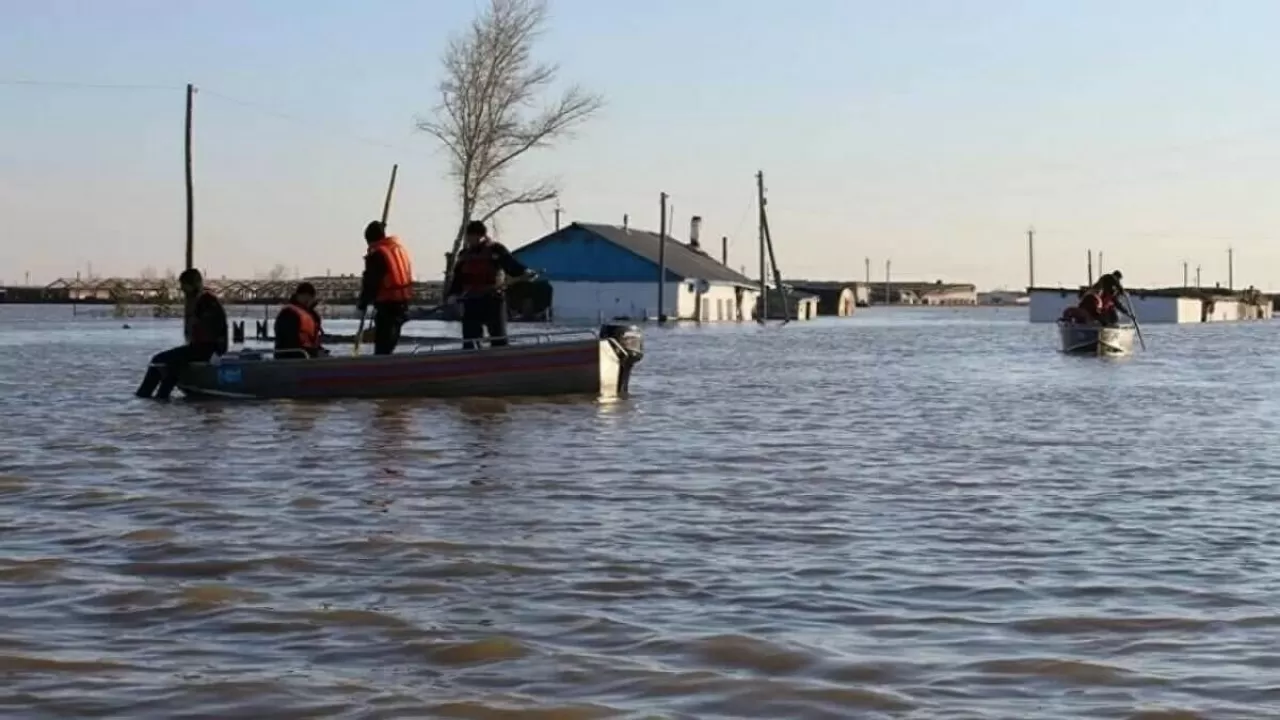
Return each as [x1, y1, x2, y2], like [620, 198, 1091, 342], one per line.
[548, 281, 759, 322]
[1029, 289, 1272, 324]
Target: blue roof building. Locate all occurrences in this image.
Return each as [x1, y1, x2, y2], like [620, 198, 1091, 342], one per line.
[512, 222, 760, 322]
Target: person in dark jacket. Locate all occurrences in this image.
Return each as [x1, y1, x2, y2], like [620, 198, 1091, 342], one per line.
[1082, 270, 1131, 325]
[274, 282, 328, 359]
[135, 268, 228, 399]
[356, 221, 415, 355]
[446, 220, 534, 349]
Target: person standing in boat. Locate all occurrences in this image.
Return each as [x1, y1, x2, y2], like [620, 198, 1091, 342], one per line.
[274, 282, 329, 359]
[446, 220, 533, 350]
[357, 221, 415, 355]
[135, 268, 228, 399]
[1080, 270, 1131, 326]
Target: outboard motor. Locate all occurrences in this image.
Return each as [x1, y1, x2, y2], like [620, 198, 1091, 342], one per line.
[599, 323, 644, 394]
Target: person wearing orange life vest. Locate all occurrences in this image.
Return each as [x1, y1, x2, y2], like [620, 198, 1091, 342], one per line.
[1081, 270, 1131, 326]
[357, 221, 415, 355]
[274, 282, 329, 359]
[135, 268, 228, 399]
[445, 220, 533, 350]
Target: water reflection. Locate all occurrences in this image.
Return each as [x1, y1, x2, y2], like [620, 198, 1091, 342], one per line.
[272, 401, 326, 434]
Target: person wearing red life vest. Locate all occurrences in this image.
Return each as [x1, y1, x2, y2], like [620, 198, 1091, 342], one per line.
[445, 220, 534, 350]
[1064, 270, 1131, 326]
[356, 221, 414, 355]
[274, 282, 328, 359]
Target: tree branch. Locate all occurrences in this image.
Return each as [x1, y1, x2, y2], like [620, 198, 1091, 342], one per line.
[477, 182, 559, 223]
[414, 0, 604, 261]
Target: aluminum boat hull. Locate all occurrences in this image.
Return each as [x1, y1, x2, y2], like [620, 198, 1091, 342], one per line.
[173, 327, 642, 400]
[1057, 321, 1136, 357]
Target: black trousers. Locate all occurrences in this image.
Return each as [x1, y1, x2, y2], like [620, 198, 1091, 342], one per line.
[461, 296, 508, 350]
[135, 344, 217, 399]
[373, 303, 407, 355]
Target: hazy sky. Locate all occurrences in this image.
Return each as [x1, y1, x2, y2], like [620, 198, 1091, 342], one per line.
[4, 0, 1280, 290]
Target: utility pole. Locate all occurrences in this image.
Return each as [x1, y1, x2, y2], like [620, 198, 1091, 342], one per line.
[885, 259, 892, 305]
[658, 192, 668, 323]
[1098, 251, 1104, 275]
[1228, 247, 1234, 290]
[1183, 261, 1189, 288]
[865, 257, 871, 305]
[1026, 227, 1035, 289]
[184, 83, 196, 271]
[1196, 265, 1201, 288]
[1087, 250, 1093, 285]
[554, 203, 562, 231]
[756, 171, 766, 323]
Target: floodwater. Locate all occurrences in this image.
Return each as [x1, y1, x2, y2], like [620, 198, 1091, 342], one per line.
[2, 304, 1280, 719]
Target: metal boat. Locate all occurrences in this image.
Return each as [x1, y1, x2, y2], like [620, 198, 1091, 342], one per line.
[1057, 321, 1136, 357]
[171, 324, 644, 400]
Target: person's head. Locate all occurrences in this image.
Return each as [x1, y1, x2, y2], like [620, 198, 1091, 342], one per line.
[464, 220, 488, 246]
[293, 281, 317, 308]
[1111, 270, 1123, 284]
[178, 268, 203, 297]
[364, 220, 386, 245]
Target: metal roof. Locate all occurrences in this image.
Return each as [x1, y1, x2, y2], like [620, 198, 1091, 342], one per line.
[524, 222, 757, 286]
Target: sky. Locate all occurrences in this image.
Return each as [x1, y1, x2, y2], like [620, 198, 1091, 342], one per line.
[3, 0, 1280, 290]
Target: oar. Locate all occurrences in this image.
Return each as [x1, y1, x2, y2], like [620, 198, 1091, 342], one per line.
[1124, 290, 1146, 351]
[408, 272, 541, 323]
[354, 163, 399, 357]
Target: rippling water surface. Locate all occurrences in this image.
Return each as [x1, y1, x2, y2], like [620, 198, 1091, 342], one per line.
[2, 304, 1280, 719]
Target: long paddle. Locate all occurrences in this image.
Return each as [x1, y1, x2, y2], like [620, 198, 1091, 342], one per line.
[354, 164, 399, 356]
[1123, 290, 1146, 351]
[410, 271, 542, 323]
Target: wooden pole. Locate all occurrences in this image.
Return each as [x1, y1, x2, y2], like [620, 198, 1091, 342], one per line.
[381, 163, 398, 225]
[1026, 227, 1035, 290]
[1183, 261, 1189, 288]
[885, 259, 891, 304]
[184, 83, 196, 270]
[756, 171, 766, 323]
[658, 192, 668, 323]
[758, 175, 789, 323]
[1087, 250, 1093, 285]
[1228, 247, 1234, 290]
[554, 205, 562, 230]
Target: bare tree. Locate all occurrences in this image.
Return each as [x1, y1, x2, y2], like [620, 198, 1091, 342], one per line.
[138, 266, 158, 280]
[265, 264, 289, 282]
[416, 0, 603, 280]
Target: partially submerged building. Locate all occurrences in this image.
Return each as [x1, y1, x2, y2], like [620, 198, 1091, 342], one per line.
[1028, 286, 1273, 323]
[511, 222, 761, 322]
[870, 281, 978, 305]
[788, 281, 857, 316]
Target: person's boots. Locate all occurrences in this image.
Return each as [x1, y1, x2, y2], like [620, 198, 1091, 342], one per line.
[154, 372, 178, 400]
[134, 367, 161, 398]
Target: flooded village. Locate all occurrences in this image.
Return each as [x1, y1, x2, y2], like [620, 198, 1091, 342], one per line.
[8, 0, 1280, 718]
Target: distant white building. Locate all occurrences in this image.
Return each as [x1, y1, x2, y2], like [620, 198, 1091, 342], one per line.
[512, 222, 761, 322]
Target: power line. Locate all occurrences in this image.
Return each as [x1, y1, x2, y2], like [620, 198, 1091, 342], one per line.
[0, 79, 430, 156]
[0, 79, 179, 91]
[197, 87, 417, 153]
